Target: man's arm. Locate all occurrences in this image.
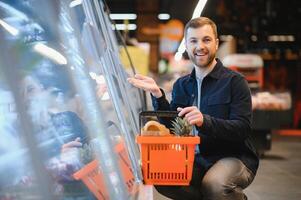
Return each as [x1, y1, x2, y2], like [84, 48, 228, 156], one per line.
[151, 88, 171, 111]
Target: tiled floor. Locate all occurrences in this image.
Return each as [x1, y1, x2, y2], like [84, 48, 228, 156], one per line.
[153, 132, 301, 200]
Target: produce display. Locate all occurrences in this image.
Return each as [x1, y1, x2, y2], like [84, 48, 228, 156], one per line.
[252, 91, 291, 110]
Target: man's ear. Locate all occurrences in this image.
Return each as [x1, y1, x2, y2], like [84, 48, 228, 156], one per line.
[216, 38, 219, 50]
[184, 39, 188, 50]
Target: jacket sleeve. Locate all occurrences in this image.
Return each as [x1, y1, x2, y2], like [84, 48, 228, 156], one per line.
[151, 80, 184, 128]
[198, 76, 252, 141]
[151, 78, 182, 111]
[151, 88, 171, 111]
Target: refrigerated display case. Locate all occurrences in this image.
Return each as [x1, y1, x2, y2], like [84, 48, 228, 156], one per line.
[0, 0, 146, 199]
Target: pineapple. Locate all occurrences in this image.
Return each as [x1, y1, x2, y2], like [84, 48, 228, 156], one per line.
[170, 117, 192, 136]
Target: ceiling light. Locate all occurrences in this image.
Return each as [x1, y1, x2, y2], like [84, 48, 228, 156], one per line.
[191, 0, 208, 19]
[285, 35, 294, 42]
[69, 0, 82, 8]
[175, 0, 208, 61]
[251, 35, 258, 42]
[33, 43, 67, 65]
[112, 24, 137, 31]
[158, 13, 170, 20]
[0, 19, 19, 36]
[268, 35, 295, 42]
[110, 14, 137, 20]
[174, 51, 183, 61]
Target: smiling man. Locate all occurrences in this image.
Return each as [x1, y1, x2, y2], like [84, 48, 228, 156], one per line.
[128, 17, 259, 200]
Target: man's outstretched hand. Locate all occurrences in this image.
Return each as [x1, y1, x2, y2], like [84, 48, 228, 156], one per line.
[127, 74, 162, 98]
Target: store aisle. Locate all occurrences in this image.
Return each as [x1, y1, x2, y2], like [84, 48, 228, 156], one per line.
[245, 131, 301, 200]
[153, 130, 301, 200]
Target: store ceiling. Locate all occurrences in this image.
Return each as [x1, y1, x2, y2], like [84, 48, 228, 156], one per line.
[106, 0, 301, 37]
[106, 0, 301, 53]
[106, 0, 198, 23]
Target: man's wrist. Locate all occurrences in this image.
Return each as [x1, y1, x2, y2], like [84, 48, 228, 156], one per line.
[152, 88, 163, 98]
[196, 113, 204, 127]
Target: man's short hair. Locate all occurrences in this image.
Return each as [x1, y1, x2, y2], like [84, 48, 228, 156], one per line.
[184, 17, 218, 39]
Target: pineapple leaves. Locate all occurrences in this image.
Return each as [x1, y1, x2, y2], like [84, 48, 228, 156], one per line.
[170, 117, 192, 136]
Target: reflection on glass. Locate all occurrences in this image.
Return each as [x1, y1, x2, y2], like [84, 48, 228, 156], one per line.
[0, 0, 146, 199]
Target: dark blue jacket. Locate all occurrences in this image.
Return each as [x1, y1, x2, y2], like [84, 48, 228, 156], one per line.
[151, 59, 259, 175]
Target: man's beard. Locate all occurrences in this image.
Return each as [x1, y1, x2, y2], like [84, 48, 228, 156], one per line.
[189, 52, 215, 68]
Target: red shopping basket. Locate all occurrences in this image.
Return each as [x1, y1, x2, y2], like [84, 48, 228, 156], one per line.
[73, 142, 136, 199]
[136, 111, 200, 185]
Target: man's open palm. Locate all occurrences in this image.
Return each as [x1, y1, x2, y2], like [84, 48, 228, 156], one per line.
[127, 74, 162, 98]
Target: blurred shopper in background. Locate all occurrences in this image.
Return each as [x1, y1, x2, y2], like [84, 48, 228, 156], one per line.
[128, 17, 259, 200]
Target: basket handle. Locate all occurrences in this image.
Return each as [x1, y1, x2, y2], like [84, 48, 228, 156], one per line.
[139, 111, 179, 131]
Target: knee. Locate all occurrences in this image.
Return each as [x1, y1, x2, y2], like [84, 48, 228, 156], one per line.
[201, 176, 238, 199]
[201, 175, 225, 197]
[155, 186, 202, 200]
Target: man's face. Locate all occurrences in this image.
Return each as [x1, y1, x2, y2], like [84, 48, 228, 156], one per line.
[185, 25, 219, 68]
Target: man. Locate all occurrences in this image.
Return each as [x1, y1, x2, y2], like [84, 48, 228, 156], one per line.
[128, 17, 259, 200]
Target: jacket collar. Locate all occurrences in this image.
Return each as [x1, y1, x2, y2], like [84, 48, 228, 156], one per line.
[189, 58, 224, 80]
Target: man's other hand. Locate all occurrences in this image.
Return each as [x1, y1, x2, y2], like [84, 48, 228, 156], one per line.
[177, 106, 204, 127]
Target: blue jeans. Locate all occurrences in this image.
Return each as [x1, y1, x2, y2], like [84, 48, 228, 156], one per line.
[155, 157, 255, 200]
